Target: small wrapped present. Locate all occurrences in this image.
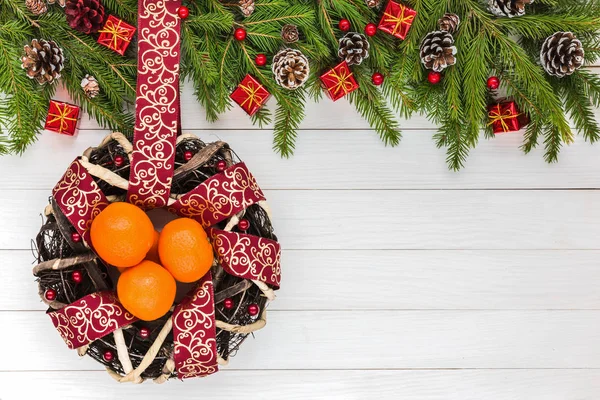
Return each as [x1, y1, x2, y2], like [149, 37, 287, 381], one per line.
[488, 101, 528, 134]
[230, 74, 270, 116]
[97, 15, 136, 55]
[45, 100, 80, 136]
[319, 61, 359, 101]
[378, 1, 417, 40]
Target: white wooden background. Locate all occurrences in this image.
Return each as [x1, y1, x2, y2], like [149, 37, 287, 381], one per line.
[1, 82, 600, 400]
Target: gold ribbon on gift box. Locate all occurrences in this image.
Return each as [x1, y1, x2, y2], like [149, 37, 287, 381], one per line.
[383, 4, 415, 36]
[98, 18, 134, 50]
[239, 81, 268, 110]
[326, 66, 355, 97]
[487, 104, 521, 132]
[47, 103, 78, 134]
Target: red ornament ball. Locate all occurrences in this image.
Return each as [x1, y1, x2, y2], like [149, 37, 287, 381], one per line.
[487, 76, 500, 90]
[44, 289, 57, 301]
[248, 303, 260, 316]
[234, 27, 247, 41]
[372, 72, 384, 86]
[223, 298, 235, 309]
[71, 232, 81, 243]
[338, 19, 351, 32]
[365, 23, 377, 37]
[71, 270, 83, 284]
[177, 6, 189, 19]
[103, 350, 114, 362]
[114, 155, 124, 167]
[216, 160, 227, 172]
[184, 151, 193, 161]
[139, 327, 151, 339]
[427, 71, 442, 84]
[238, 218, 250, 231]
[255, 53, 267, 66]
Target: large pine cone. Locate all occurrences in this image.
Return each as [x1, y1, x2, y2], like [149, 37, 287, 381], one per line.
[488, 0, 533, 18]
[541, 31, 585, 78]
[272, 48, 310, 90]
[65, 0, 105, 34]
[338, 32, 370, 66]
[420, 30, 456, 72]
[26, 0, 48, 15]
[21, 39, 64, 85]
[438, 13, 460, 34]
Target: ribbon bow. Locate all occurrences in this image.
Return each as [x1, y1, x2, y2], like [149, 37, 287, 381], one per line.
[383, 4, 415, 36]
[239, 81, 268, 110]
[98, 17, 134, 50]
[327, 65, 356, 97]
[488, 104, 520, 133]
[47, 103, 78, 134]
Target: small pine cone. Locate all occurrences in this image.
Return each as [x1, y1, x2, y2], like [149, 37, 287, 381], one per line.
[438, 13, 460, 34]
[488, 0, 533, 18]
[272, 48, 310, 90]
[338, 32, 370, 66]
[541, 31, 585, 78]
[281, 24, 299, 43]
[21, 39, 64, 85]
[239, 0, 255, 17]
[365, 0, 380, 8]
[26, 0, 47, 15]
[81, 74, 100, 98]
[47, 0, 66, 7]
[65, 0, 105, 34]
[419, 30, 457, 72]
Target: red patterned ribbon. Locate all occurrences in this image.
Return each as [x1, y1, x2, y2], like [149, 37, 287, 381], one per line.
[126, 0, 182, 210]
[172, 273, 219, 378]
[52, 159, 110, 246]
[48, 292, 138, 349]
[168, 162, 266, 227]
[209, 228, 281, 289]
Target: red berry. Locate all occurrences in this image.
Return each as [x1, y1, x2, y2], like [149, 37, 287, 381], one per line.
[71, 270, 83, 284]
[139, 327, 151, 339]
[365, 23, 377, 37]
[248, 304, 259, 316]
[216, 160, 227, 172]
[338, 19, 351, 31]
[184, 151, 193, 161]
[177, 6, 189, 19]
[44, 289, 57, 301]
[223, 298, 234, 309]
[71, 232, 81, 243]
[114, 155, 124, 167]
[255, 53, 267, 66]
[103, 350, 114, 362]
[372, 72, 384, 86]
[487, 76, 500, 90]
[234, 27, 247, 41]
[428, 71, 442, 84]
[238, 218, 250, 231]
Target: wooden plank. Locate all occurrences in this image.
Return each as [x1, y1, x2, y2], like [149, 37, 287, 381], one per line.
[2, 189, 599, 250]
[3, 129, 599, 190]
[1, 370, 600, 400]
[2, 310, 600, 370]
[6, 249, 600, 311]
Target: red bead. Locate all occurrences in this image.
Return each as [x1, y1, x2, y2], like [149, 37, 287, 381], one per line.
[338, 19, 351, 31]
[487, 76, 500, 90]
[184, 151, 193, 161]
[177, 6, 189, 19]
[103, 350, 114, 362]
[71, 270, 83, 284]
[365, 23, 377, 37]
[71, 232, 81, 243]
[371, 72, 384, 86]
[248, 304, 260, 316]
[223, 298, 234, 309]
[427, 71, 442, 84]
[238, 218, 250, 231]
[234, 27, 247, 41]
[216, 160, 227, 172]
[44, 289, 57, 301]
[114, 155, 124, 167]
[139, 327, 150, 339]
[255, 53, 267, 66]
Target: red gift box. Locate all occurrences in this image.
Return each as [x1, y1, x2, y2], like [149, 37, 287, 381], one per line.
[230, 74, 270, 116]
[378, 1, 416, 40]
[45, 100, 80, 136]
[319, 61, 359, 101]
[97, 15, 136, 55]
[488, 101, 528, 134]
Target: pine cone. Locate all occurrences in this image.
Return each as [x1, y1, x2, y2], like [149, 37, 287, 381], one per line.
[239, 0, 255, 17]
[420, 30, 456, 72]
[541, 31, 584, 78]
[338, 32, 370, 66]
[271, 48, 310, 90]
[26, 0, 47, 15]
[488, 0, 533, 18]
[365, 0, 380, 8]
[21, 39, 64, 85]
[65, 0, 105, 34]
[438, 13, 460, 34]
[47, 0, 66, 7]
[81, 74, 100, 98]
[281, 24, 299, 43]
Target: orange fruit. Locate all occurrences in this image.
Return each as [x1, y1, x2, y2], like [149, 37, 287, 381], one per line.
[90, 202, 155, 268]
[117, 260, 176, 321]
[145, 230, 161, 264]
[158, 218, 214, 283]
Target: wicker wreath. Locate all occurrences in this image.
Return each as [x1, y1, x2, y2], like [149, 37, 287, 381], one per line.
[32, 132, 280, 383]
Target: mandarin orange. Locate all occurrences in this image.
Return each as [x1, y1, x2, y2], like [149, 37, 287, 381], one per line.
[158, 218, 214, 283]
[90, 202, 154, 268]
[117, 260, 176, 321]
